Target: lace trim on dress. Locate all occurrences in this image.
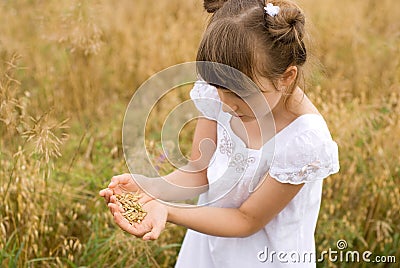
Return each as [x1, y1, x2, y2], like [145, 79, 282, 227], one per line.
[269, 129, 340, 184]
[270, 160, 339, 184]
[219, 130, 255, 173]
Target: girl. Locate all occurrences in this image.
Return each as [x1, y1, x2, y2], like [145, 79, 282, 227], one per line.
[100, 0, 339, 267]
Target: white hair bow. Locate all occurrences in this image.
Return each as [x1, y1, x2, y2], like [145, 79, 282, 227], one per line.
[264, 3, 280, 17]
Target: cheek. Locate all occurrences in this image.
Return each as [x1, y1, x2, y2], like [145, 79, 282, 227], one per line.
[264, 92, 282, 110]
[244, 92, 280, 116]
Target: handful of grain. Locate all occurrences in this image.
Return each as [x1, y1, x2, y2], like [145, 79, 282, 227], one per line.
[115, 192, 147, 224]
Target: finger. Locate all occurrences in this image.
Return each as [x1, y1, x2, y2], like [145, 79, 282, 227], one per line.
[108, 203, 114, 215]
[109, 196, 124, 213]
[99, 188, 112, 197]
[99, 189, 107, 200]
[110, 195, 121, 204]
[106, 189, 114, 202]
[99, 188, 113, 203]
[142, 229, 160, 241]
[132, 221, 151, 237]
[99, 189, 106, 196]
[113, 211, 143, 237]
[108, 203, 116, 215]
[108, 173, 132, 188]
[108, 202, 124, 214]
[142, 222, 165, 241]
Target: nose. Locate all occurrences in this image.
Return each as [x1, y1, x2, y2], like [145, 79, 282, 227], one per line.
[217, 90, 239, 113]
[221, 102, 238, 113]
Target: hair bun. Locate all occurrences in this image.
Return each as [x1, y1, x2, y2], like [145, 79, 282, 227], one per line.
[203, 0, 228, 13]
[266, 3, 305, 44]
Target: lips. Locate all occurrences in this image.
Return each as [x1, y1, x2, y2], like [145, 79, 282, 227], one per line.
[229, 112, 244, 117]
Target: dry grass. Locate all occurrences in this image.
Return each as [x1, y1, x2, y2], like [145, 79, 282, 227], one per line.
[0, 0, 399, 267]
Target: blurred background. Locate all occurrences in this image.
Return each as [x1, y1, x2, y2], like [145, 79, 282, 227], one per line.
[0, 0, 399, 267]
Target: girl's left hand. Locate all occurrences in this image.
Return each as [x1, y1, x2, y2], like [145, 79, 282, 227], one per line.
[108, 197, 168, 241]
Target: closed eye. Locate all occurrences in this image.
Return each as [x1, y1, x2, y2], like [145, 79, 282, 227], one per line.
[209, 83, 228, 90]
[220, 89, 240, 98]
[210, 84, 253, 99]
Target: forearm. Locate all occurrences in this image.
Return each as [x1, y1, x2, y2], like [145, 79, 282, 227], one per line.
[137, 164, 209, 202]
[164, 176, 304, 238]
[167, 205, 254, 237]
[162, 163, 208, 187]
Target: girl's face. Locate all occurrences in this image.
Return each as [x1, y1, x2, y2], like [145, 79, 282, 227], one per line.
[216, 77, 282, 122]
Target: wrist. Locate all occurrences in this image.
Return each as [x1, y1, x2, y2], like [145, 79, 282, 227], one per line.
[166, 205, 176, 223]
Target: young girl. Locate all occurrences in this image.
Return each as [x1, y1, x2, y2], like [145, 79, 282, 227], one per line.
[100, 0, 339, 267]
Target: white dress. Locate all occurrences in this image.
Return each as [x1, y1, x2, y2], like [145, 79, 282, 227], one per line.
[174, 81, 340, 268]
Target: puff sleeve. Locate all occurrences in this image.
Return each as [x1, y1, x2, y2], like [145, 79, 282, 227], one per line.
[269, 128, 340, 184]
[190, 80, 221, 121]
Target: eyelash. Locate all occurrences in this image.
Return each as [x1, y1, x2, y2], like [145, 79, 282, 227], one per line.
[210, 83, 227, 90]
[222, 91, 242, 99]
[211, 84, 252, 99]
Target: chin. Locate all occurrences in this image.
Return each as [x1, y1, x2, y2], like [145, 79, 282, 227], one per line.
[239, 116, 256, 122]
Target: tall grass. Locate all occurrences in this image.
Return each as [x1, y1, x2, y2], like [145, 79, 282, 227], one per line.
[1, 0, 399, 267]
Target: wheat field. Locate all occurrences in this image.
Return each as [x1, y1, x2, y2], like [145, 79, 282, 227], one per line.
[1, 0, 399, 267]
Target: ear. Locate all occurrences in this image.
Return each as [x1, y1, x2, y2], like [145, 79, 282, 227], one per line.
[278, 66, 298, 88]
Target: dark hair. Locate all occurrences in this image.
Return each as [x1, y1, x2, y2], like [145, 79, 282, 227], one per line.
[197, 0, 307, 105]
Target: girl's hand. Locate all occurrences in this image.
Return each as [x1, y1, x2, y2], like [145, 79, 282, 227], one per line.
[108, 198, 168, 241]
[99, 173, 154, 204]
